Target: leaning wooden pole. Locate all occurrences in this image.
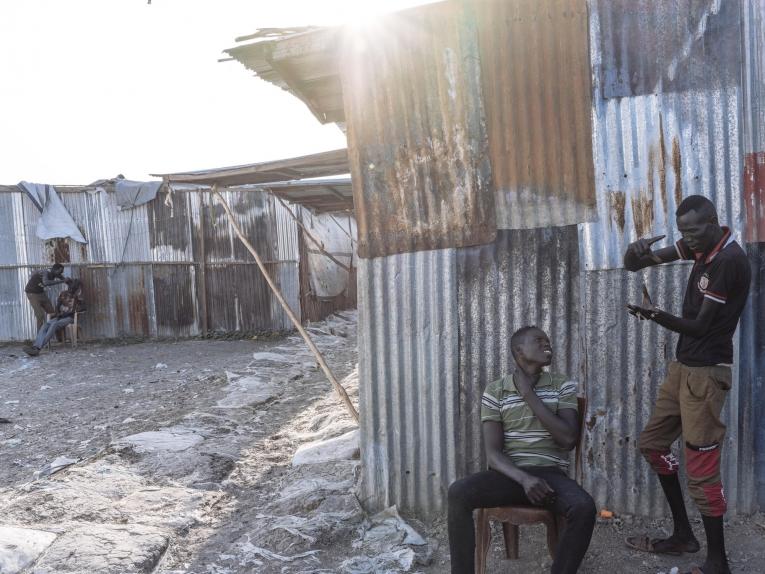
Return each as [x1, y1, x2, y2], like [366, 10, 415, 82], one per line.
[213, 187, 359, 423]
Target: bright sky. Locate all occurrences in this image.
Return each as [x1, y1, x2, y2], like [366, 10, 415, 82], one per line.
[0, 0, 436, 185]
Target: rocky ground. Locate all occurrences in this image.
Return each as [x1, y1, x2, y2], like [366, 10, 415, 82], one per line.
[1, 311, 764, 573]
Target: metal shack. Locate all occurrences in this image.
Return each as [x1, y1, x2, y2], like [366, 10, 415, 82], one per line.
[226, 0, 765, 517]
[1, 150, 357, 341]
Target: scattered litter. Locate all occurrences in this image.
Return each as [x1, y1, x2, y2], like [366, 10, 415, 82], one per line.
[155, 363, 168, 370]
[34, 456, 78, 479]
[123, 388, 135, 394]
[5, 400, 19, 405]
[340, 506, 428, 573]
[40, 385, 52, 391]
[600, 509, 614, 519]
[121, 418, 136, 424]
[238, 539, 321, 563]
[340, 548, 415, 573]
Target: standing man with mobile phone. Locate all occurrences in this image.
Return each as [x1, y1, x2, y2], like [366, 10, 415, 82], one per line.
[623, 195, 751, 574]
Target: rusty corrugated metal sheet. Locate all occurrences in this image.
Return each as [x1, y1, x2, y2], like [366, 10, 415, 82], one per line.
[741, 0, 765, 507]
[475, 0, 596, 230]
[225, 27, 345, 125]
[357, 0, 761, 519]
[583, 0, 744, 270]
[342, 1, 495, 259]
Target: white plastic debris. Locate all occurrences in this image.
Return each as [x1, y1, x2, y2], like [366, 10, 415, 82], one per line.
[154, 363, 168, 370]
[0, 526, 57, 574]
[292, 430, 360, 466]
[251, 351, 295, 363]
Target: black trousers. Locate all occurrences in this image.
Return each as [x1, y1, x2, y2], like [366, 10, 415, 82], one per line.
[447, 467, 596, 574]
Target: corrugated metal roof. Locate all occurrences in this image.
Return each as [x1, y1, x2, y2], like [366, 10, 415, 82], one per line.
[225, 27, 344, 125]
[475, 0, 597, 230]
[250, 178, 353, 214]
[343, 1, 496, 259]
[155, 148, 349, 186]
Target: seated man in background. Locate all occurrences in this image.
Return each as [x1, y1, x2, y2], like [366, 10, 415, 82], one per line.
[447, 326, 595, 574]
[24, 279, 85, 356]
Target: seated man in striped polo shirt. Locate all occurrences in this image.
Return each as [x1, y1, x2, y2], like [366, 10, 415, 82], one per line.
[448, 326, 596, 574]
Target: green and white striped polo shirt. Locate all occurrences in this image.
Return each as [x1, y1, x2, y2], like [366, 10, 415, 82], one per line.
[481, 372, 578, 470]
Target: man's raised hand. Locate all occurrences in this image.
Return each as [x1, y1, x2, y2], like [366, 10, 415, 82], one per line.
[627, 234, 666, 261]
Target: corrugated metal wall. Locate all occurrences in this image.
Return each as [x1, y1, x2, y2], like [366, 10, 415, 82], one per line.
[741, 0, 765, 508]
[342, 1, 496, 259]
[0, 187, 311, 340]
[355, 0, 764, 517]
[475, 0, 596, 230]
[358, 248, 459, 514]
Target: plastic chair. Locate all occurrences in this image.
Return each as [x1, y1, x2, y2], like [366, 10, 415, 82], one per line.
[45, 312, 82, 349]
[474, 396, 587, 573]
[64, 312, 82, 347]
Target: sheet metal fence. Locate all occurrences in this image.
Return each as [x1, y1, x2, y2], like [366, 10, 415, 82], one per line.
[0, 186, 355, 341]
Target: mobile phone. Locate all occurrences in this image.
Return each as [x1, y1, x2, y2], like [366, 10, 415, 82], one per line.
[642, 281, 653, 307]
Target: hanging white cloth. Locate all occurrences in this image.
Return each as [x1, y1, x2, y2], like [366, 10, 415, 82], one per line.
[18, 181, 87, 244]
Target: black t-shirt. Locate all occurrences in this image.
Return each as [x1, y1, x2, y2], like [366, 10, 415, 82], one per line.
[674, 229, 751, 366]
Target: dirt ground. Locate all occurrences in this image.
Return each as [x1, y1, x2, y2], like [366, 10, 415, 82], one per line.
[1, 312, 764, 573]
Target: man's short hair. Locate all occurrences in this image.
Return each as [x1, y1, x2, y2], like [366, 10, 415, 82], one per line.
[67, 278, 82, 292]
[51, 263, 65, 274]
[510, 325, 541, 359]
[676, 195, 717, 219]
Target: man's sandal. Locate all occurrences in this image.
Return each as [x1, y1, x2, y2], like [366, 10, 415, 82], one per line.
[625, 535, 700, 556]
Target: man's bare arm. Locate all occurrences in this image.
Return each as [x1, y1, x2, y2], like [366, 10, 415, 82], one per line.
[483, 421, 554, 504]
[624, 235, 680, 271]
[628, 298, 721, 338]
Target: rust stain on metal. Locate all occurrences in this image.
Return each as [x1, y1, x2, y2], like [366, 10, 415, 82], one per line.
[52, 238, 71, 264]
[744, 151, 765, 243]
[631, 192, 654, 238]
[658, 114, 667, 214]
[608, 191, 626, 232]
[672, 136, 682, 206]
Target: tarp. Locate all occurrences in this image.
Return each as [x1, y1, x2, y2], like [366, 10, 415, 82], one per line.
[114, 179, 162, 209]
[18, 181, 87, 243]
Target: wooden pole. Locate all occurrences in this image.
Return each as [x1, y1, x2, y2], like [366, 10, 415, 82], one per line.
[213, 188, 359, 423]
[198, 191, 209, 335]
[274, 196, 351, 272]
